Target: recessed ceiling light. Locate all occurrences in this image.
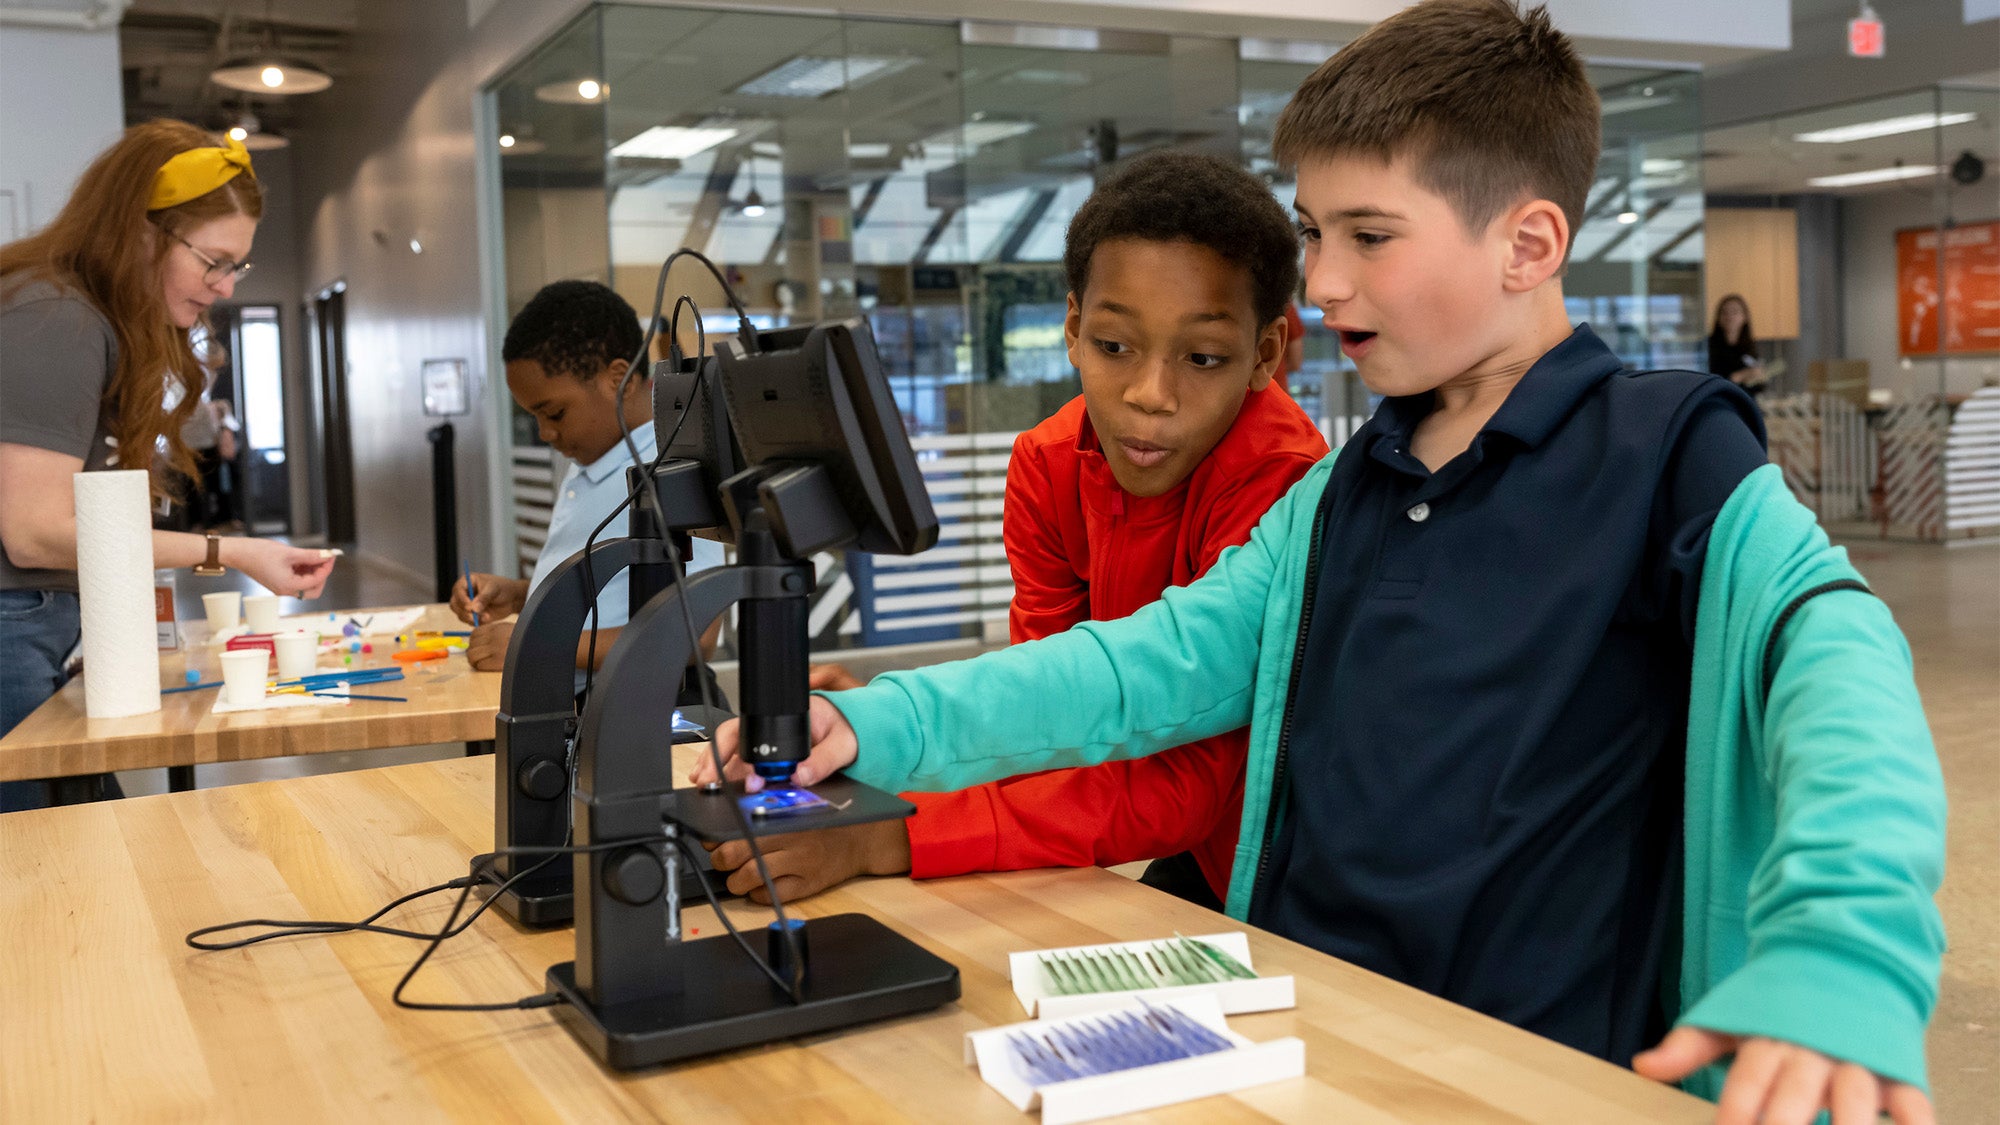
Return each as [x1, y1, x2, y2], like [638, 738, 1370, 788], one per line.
[1617, 210, 1641, 224]
[918, 120, 1036, 153]
[498, 134, 515, 148]
[732, 56, 917, 99]
[1794, 112, 1977, 144]
[228, 125, 249, 141]
[1807, 164, 1941, 187]
[611, 125, 739, 161]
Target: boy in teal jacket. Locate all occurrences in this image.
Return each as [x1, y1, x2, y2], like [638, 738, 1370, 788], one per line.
[699, 3, 1946, 1120]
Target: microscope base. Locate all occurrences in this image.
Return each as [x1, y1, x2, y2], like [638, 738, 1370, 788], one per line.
[547, 913, 960, 1070]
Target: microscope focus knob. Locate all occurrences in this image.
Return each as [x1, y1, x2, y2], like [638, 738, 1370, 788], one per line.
[603, 846, 665, 905]
[517, 758, 567, 801]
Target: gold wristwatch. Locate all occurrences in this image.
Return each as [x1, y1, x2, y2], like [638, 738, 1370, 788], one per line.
[193, 533, 226, 577]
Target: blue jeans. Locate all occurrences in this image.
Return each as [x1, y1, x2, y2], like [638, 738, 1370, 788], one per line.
[0, 589, 121, 811]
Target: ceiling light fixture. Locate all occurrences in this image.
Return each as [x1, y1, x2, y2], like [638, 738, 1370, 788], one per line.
[732, 55, 917, 99]
[1793, 111, 1977, 144]
[1617, 210, 1641, 224]
[612, 125, 738, 161]
[498, 134, 515, 149]
[739, 158, 768, 218]
[210, 0, 333, 95]
[1807, 163, 1941, 187]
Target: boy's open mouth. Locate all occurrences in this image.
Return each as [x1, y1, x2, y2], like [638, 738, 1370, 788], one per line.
[1337, 329, 1377, 359]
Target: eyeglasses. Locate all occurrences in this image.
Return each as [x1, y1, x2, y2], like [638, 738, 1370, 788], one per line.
[172, 233, 254, 286]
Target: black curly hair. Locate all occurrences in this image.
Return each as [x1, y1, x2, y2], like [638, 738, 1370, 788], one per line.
[1063, 150, 1300, 327]
[502, 279, 644, 380]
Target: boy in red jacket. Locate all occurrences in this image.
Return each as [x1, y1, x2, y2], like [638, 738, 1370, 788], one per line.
[707, 150, 1327, 907]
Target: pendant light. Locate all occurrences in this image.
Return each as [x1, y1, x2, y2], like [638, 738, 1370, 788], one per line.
[740, 158, 767, 218]
[210, 1, 332, 95]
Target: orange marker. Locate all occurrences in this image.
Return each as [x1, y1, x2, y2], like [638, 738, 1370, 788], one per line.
[391, 648, 447, 664]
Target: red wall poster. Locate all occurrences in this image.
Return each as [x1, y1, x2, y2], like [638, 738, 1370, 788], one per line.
[1897, 219, 2000, 356]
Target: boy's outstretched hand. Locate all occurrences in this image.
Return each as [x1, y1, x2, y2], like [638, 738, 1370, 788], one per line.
[1634, 1027, 1934, 1125]
[704, 820, 911, 903]
[689, 696, 860, 791]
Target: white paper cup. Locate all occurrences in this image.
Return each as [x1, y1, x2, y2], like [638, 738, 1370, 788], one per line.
[273, 631, 319, 680]
[202, 591, 242, 634]
[219, 649, 270, 707]
[244, 594, 281, 633]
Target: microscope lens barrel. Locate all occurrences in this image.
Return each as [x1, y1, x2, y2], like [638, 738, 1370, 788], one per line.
[739, 584, 810, 782]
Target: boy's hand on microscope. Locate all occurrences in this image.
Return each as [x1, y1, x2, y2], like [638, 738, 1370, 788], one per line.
[690, 695, 859, 792]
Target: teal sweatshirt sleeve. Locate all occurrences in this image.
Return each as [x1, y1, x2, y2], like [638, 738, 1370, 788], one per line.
[828, 468, 1312, 795]
[1680, 467, 1947, 1094]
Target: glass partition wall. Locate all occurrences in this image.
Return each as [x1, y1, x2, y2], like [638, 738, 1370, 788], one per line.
[489, 6, 1716, 650]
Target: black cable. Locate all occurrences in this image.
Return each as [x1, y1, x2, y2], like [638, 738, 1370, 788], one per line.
[185, 840, 675, 1014]
[672, 835, 795, 995]
[385, 850, 577, 1012]
[186, 874, 484, 950]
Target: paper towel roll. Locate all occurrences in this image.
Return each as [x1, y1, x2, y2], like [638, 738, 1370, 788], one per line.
[73, 470, 162, 719]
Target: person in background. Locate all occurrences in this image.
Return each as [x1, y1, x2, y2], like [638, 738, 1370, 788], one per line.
[0, 121, 337, 811]
[1708, 293, 1767, 397]
[178, 387, 239, 531]
[1281, 301, 1306, 381]
[451, 280, 724, 692]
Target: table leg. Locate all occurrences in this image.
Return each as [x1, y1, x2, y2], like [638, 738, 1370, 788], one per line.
[168, 765, 196, 792]
[465, 739, 495, 757]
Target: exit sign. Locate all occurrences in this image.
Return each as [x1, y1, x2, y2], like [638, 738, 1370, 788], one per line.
[1849, 16, 1885, 57]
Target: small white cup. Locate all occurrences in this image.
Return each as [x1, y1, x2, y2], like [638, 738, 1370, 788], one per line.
[273, 631, 319, 680]
[202, 591, 242, 634]
[219, 649, 270, 707]
[244, 594, 282, 634]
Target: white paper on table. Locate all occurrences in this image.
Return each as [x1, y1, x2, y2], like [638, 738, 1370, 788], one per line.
[964, 993, 1306, 1125]
[1009, 932, 1295, 1020]
[212, 606, 427, 643]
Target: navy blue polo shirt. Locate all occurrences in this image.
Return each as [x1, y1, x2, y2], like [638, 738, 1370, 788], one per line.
[1249, 326, 1767, 1065]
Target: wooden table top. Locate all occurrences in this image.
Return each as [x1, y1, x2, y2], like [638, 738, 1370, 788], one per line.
[0, 604, 500, 780]
[0, 752, 1710, 1123]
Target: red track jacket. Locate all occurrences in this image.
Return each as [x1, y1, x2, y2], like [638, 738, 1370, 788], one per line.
[903, 382, 1328, 899]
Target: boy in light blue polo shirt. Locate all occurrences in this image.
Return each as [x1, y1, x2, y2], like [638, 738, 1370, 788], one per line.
[452, 280, 722, 684]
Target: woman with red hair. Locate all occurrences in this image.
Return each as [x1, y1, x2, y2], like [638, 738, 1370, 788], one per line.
[0, 120, 337, 809]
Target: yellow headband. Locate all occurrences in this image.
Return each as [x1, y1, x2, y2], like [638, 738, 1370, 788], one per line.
[147, 136, 255, 212]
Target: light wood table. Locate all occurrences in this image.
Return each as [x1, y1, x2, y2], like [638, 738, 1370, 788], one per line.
[0, 604, 499, 786]
[0, 752, 1710, 1123]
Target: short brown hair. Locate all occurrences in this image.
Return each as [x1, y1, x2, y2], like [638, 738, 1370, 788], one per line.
[1274, 0, 1598, 242]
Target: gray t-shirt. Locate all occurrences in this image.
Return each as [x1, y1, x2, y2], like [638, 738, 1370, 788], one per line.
[0, 279, 120, 593]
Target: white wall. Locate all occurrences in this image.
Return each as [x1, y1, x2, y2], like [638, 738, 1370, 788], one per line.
[1842, 189, 2000, 400]
[0, 22, 122, 239]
